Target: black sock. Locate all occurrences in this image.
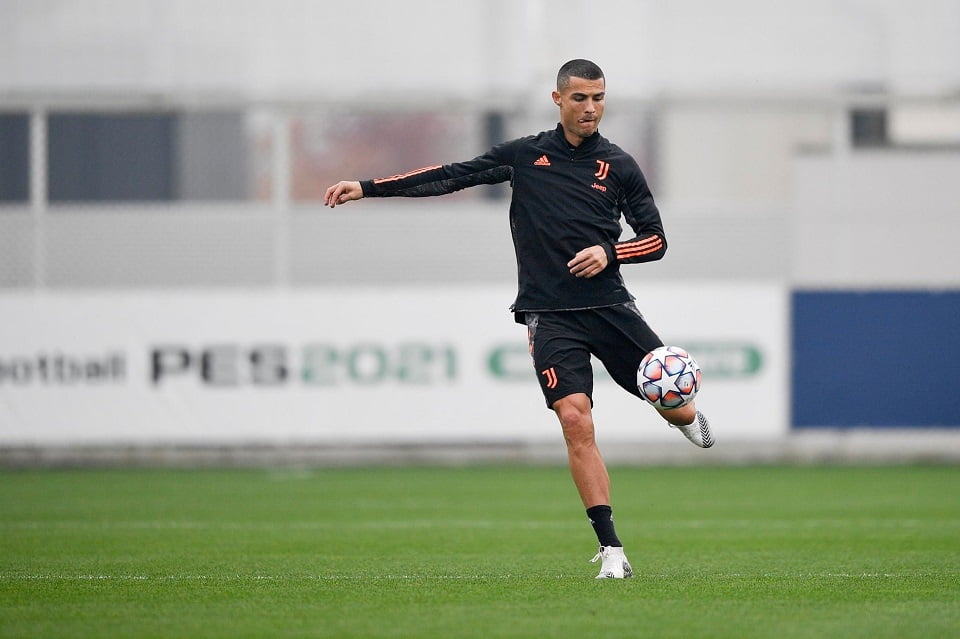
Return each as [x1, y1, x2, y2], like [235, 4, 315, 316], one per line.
[586, 504, 622, 547]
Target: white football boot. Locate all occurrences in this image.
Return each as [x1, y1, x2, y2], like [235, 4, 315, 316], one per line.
[671, 410, 715, 448]
[590, 545, 634, 579]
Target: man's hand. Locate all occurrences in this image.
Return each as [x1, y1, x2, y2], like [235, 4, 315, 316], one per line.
[323, 181, 363, 208]
[568, 245, 609, 278]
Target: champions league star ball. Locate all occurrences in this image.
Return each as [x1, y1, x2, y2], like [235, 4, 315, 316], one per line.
[637, 346, 702, 409]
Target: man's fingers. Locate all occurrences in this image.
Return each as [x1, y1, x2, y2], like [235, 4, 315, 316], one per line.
[331, 185, 348, 208]
[324, 183, 349, 208]
[567, 250, 592, 269]
[568, 246, 607, 278]
[324, 181, 362, 208]
[323, 185, 338, 207]
[568, 255, 595, 278]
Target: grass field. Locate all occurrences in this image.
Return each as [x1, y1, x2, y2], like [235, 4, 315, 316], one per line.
[2, 465, 959, 638]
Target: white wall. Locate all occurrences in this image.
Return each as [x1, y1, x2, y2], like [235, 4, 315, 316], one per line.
[659, 105, 834, 205]
[791, 151, 960, 287]
[2, 0, 957, 100]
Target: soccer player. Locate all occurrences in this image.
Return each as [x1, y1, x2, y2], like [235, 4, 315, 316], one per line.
[324, 59, 715, 579]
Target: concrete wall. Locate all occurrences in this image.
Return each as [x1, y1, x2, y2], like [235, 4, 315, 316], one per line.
[791, 150, 960, 287]
[4, 147, 958, 289]
[2, 0, 958, 99]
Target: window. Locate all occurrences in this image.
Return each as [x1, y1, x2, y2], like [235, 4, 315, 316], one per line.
[0, 114, 29, 203]
[47, 111, 251, 203]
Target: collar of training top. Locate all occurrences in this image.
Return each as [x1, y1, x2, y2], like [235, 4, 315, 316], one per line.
[554, 123, 602, 154]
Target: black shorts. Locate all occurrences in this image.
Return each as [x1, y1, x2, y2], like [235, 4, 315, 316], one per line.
[524, 302, 664, 409]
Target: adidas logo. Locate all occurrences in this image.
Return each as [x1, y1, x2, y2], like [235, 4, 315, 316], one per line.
[533, 155, 551, 167]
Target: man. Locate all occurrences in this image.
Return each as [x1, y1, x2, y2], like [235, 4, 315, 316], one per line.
[324, 59, 714, 579]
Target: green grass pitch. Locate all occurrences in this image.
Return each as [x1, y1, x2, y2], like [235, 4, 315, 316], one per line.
[2, 465, 958, 638]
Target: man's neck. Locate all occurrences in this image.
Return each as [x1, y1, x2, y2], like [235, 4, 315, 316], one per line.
[563, 130, 585, 147]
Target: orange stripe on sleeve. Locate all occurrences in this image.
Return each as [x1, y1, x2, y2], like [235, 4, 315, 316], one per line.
[372, 165, 443, 185]
[616, 237, 663, 260]
[616, 237, 659, 252]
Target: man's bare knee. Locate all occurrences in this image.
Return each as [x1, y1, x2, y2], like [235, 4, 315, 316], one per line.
[554, 394, 595, 449]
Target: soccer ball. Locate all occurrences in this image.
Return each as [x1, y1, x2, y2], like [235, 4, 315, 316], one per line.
[637, 346, 701, 409]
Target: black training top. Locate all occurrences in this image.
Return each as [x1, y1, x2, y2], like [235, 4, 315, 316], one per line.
[359, 124, 667, 318]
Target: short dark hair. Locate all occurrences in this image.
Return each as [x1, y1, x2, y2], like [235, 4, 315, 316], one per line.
[557, 59, 605, 90]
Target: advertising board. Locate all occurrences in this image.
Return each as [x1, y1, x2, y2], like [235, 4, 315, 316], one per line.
[0, 284, 787, 444]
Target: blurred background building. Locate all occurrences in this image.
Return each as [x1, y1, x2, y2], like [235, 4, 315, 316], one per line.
[1, 0, 959, 462]
[2, 0, 959, 288]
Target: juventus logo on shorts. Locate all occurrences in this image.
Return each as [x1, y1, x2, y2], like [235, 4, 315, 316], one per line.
[541, 367, 558, 389]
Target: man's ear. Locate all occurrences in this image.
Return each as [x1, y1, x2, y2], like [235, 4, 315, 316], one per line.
[551, 90, 561, 106]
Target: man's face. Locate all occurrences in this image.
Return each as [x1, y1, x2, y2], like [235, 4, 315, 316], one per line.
[552, 75, 605, 146]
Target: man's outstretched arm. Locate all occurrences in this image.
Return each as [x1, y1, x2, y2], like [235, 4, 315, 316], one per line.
[322, 139, 520, 209]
